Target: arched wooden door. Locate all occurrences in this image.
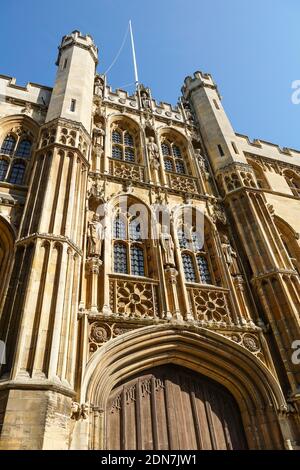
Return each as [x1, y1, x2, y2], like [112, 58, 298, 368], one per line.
[106, 365, 247, 450]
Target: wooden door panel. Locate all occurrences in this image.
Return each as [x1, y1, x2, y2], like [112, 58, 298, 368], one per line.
[106, 365, 247, 450]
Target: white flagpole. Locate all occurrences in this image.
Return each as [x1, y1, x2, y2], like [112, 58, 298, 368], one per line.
[129, 20, 139, 89]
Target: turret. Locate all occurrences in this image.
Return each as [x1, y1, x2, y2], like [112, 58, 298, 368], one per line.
[46, 30, 98, 132]
[182, 71, 247, 172]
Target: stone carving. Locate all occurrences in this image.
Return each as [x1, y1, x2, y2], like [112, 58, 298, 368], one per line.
[88, 321, 136, 354]
[183, 102, 193, 120]
[160, 225, 175, 267]
[240, 171, 256, 188]
[224, 173, 241, 192]
[195, 149, 209, 173]
[243, 334, 260, 353]
[210, 200, 227, 225]
[110, 279, 159, 318]
[94, 75, 104, 97]
[59, 127, 77, 146]
[88, 177, 105, 204]
[71, 402, 89, 420]
[40, 126, 56, 147]
[21, 102, 32, 116]
[81, 403, 89, 420]
[221, 234, 240, 275]
[141, 91, 151, 109]
[70, 402, 80, 420]
[87, 215, 104, 257]
[147, 137, 160, 170]
[93, 121, 105, 148]
[110, 159, 145, 182]
[90, 322, 109, 344]
[86, 256, 102, 275]
[168, 174, 198, 193]
[189, 287, 231, 324]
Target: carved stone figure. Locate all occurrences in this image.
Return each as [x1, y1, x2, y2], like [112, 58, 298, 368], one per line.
[221, 234, 239, 275]
[88, 215, 104, 257]
[141, 92, 151, 109]
[160, 225, 175, 267]
[81, 403, 89, 420]
[22, 103, 32, 116]
[94, 75, 104, 97]
[147, 137, 160, 170]
[195, 149, 207, 172]
[70, 401, 80, 420]
[93, 122, 105, 148]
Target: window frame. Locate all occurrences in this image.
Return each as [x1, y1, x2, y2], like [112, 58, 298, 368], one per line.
[0, 131, 33, 186]
[178, 223, 214, 285]
[161, 138, 187, 175]
[112, 211, 148, 277]
[111, 127, 136, 163]
[8, 160, 26, 185]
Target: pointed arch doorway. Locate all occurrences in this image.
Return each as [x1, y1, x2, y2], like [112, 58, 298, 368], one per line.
[106, 364, 247, 450]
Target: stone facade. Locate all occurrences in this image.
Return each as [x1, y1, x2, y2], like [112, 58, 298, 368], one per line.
[0, 30, 299, 449]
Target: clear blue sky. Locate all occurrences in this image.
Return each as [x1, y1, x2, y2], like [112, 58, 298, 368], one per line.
[1, 0, 300, 149]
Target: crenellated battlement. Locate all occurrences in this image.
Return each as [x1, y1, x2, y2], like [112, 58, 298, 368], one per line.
[236, 132, 300, 166]
[181, 70, 221, 100]
[103, 84, 189, 124]
[56, 30, 98, 66]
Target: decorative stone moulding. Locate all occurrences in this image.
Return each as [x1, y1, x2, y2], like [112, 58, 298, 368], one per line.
[109, 277, 160, 319]
[109, 159, 145, 182]
[187, 285, 232, 325]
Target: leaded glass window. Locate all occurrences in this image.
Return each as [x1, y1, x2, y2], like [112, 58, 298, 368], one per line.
[178, 223, 213, 285]
[124, 132, 134, 147]
[16, 139, 32, 158]
[130, 246, 145, 276]
[192, 230, 203, 252]
[0, 160, 8, 181]
[197, 255, 212, 284]
[113, 216, 126, 239]
[161, 139, 187, 175]
[164, 159, 173, 172]
[112, 130, 122, 144]
[161, 143, 171, 156]
[129, 220, 141, 240]
[173, 145, 181, 158]
[113, 206, 149, 277]
[125, 147, 134, 162]
[111, 128, 136, 163]
[175, 160, 185, 174]
[112, 145, 122, 160]
[1, 135, 16, 155]
[9, 161, 25, 185]
[182, 253, 196, 282]
[114, 243, 128, 273]
[177, 227, 188, 249]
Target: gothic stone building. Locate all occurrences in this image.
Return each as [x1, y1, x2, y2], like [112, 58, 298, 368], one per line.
[0, 31, 299, 450]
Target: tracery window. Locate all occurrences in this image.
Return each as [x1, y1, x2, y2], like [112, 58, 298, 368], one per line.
[178, 223, 213, 285]
[0, 135, 16, 155]
[0, 160, 9, 181]
[161, 138, 186, 174]
[15, 139, 32, 158]
[0, 131, 33, 185]
[284, 171, 300, 198]
[8, 161, 26, 185]
[112, 128, 136, 163]
[112, 211, 146, 276]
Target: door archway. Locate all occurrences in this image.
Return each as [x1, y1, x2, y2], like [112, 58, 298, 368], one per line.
[106, 364, 247, 450]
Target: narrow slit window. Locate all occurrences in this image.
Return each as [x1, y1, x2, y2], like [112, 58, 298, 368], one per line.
[218, 144, 225, 157]
[213, 99, 220, 110]
[232, 142, 239, 154]
[70, 99, 76, 112]
[63, 58, 68, 69]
